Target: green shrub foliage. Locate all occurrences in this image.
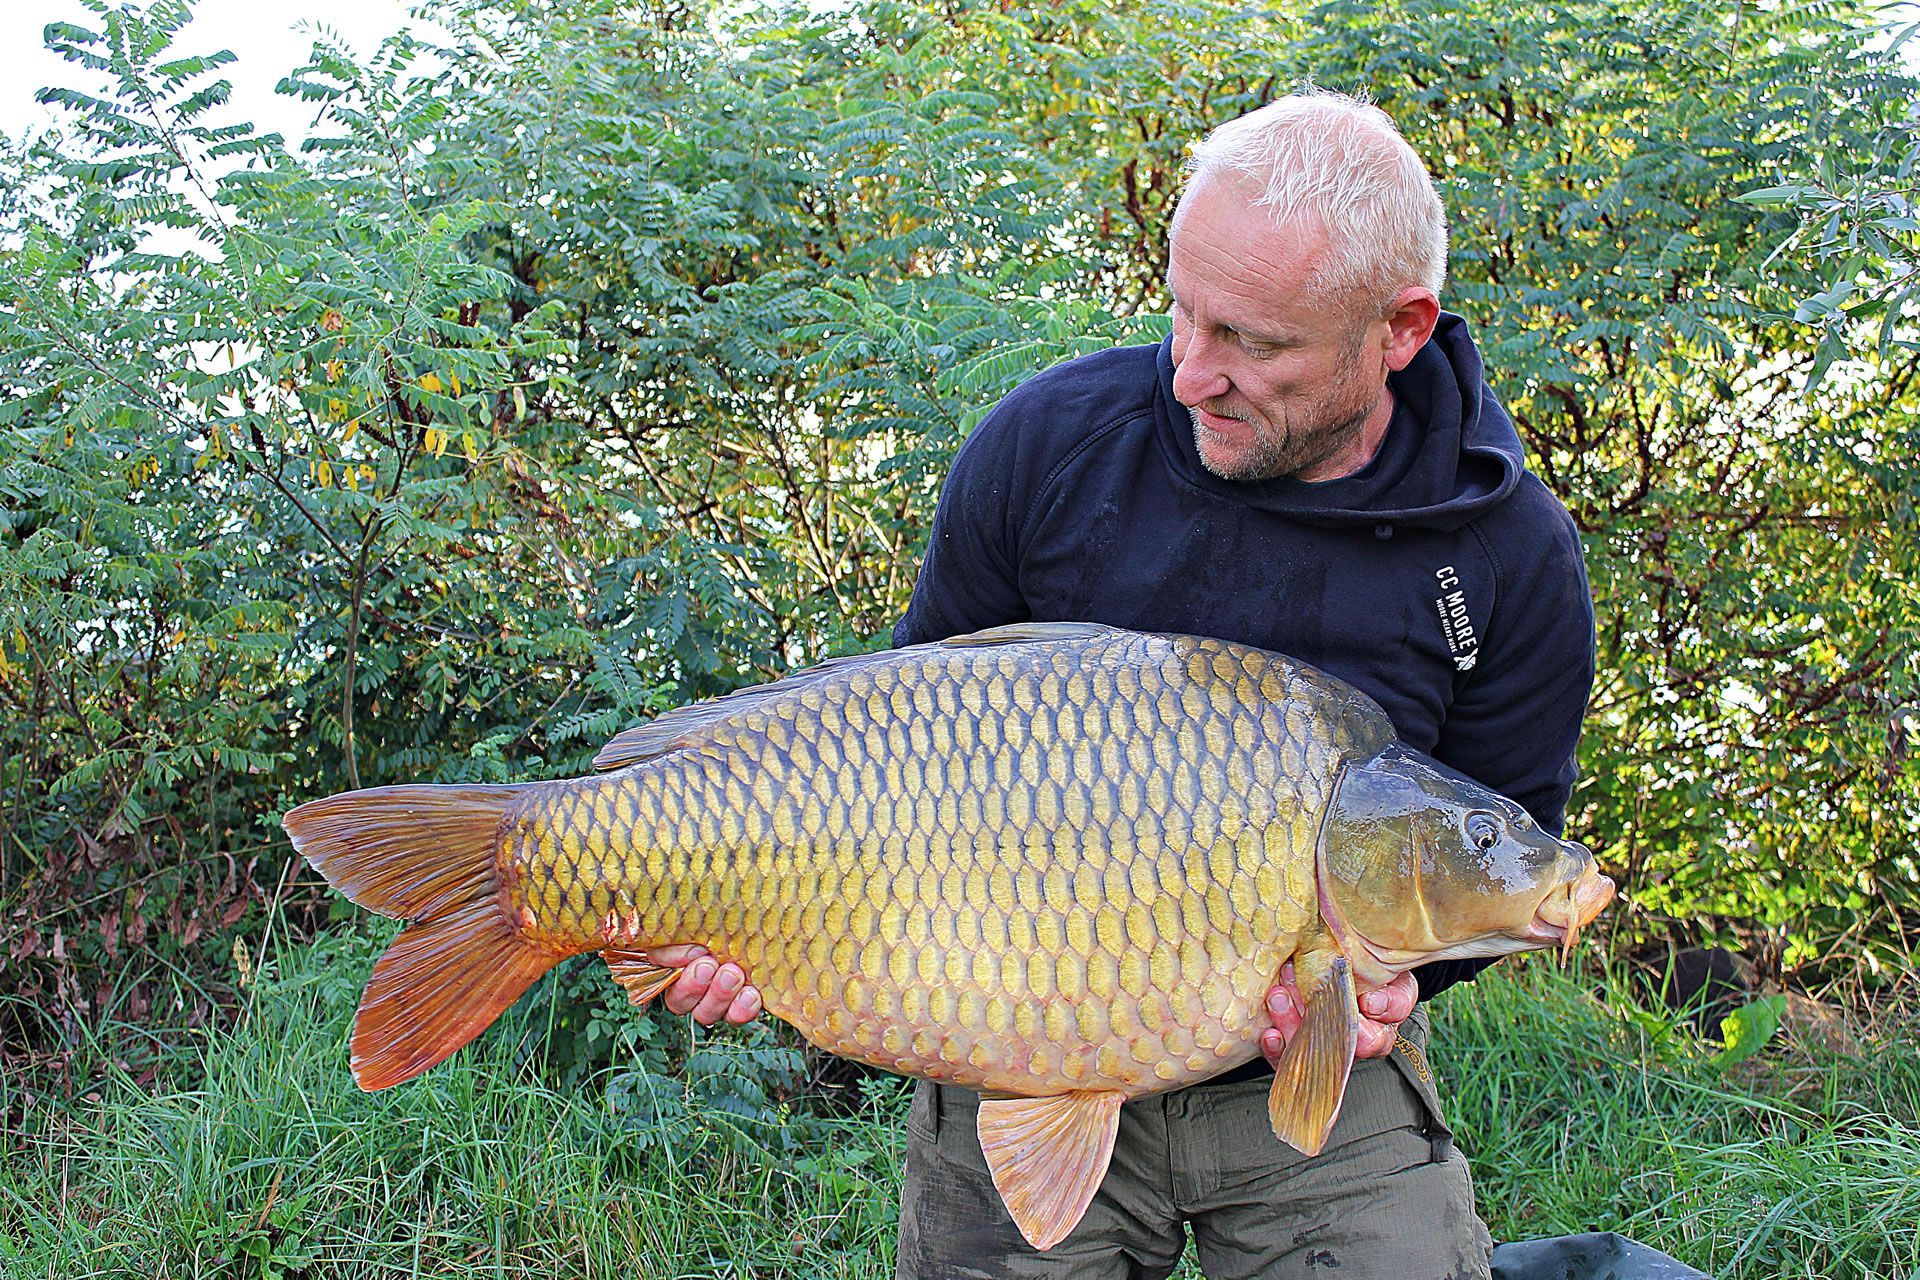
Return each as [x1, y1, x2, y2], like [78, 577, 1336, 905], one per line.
[2, 0, 1915, 1073]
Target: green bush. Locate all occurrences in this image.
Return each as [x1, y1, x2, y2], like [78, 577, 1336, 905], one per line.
[2, 0, 1915, 1080]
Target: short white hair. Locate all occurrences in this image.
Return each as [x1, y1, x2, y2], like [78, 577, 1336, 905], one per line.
[1182, 89, 1448, 308]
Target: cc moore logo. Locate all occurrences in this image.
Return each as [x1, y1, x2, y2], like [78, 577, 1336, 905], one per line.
[1432, 566, 1480, 672]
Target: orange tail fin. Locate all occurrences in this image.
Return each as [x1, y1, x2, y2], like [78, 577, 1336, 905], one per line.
[283, 784, 567, 1091]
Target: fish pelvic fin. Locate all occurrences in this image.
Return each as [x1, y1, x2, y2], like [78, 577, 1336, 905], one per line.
[976, 1090, 1125, 1252]
[1268, 948, 1360, 1157]
[283, 784, 566, 1092]
[603, 950, 684, 1008]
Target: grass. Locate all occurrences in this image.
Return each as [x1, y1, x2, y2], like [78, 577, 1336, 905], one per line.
[2, 931, 1916, 1279]
[1436, 965, 1920, 1278]
[1, 930, 904, 1279]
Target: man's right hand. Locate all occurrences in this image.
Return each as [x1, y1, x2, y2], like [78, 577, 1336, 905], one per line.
[649, 943, 764, 1026]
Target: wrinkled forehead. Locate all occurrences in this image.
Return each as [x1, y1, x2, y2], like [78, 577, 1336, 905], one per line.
[1169, 177, 1333, 286]
[1172, 169, 1332, 240]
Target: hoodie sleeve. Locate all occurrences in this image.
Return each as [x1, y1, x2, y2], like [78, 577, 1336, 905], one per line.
[1417, 482, 1597, 1001]
[892, 403, 1034, 649]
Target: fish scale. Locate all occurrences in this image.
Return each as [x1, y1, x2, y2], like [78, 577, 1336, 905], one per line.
[496, 626, 1374, 1096]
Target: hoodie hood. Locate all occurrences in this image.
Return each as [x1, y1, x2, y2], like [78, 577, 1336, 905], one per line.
[1154, 311, 1524, 531]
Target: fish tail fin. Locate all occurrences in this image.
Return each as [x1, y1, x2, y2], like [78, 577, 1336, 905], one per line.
[283, 784, 567, 1091]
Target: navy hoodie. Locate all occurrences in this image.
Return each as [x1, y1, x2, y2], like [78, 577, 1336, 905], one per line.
[893, 313, 1596, 1022]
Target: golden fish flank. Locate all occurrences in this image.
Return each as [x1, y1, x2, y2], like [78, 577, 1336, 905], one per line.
[283, 621, 1615, 1254]
[507, 625, 1349, 1095]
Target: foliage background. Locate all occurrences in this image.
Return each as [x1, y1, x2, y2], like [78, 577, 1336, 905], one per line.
[1, 0, 1916, 1102]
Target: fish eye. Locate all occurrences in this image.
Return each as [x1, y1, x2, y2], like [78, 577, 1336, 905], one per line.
[1466, 813, 1501, 851]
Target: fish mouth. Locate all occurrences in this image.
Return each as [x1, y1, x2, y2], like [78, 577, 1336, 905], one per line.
[1522, 867, 1616, 962]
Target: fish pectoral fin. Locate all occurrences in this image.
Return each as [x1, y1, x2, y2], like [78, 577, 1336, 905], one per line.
[976, 1090, 1125, 1253]
[1268, 949, 1361, 1158]
[603, 949, 683, 1009]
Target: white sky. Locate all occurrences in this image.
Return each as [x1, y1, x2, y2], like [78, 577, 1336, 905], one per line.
[0, 0, 429, 145]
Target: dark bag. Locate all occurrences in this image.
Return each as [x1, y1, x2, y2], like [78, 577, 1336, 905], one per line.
[1491, 1232, 1707, 1280]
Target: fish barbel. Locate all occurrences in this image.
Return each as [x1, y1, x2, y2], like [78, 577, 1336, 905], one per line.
[285, 622, 1612, 1250]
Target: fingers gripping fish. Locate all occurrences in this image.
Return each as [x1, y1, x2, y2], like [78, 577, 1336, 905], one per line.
[283, 622, 1613, 1251]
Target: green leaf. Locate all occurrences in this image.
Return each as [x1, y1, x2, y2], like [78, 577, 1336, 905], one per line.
[1712, 995, 1787, 1071]
[1732, 184, 1817, 207]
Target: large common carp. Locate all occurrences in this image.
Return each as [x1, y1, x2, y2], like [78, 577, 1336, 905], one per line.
[285, 622, 1612, 1250]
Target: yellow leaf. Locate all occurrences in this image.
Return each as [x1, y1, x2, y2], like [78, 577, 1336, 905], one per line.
[316, 458, 333, 488]
[342, 418, 360, 443]
[328, 398, 348, 421]
[419, 372, 443, 394]
[344, 465, 358, 491]
[325, 359, 344, 382]
[512, 385, 526, 421]
[461, 431, 478, 461]
[450, 371, 462, 397]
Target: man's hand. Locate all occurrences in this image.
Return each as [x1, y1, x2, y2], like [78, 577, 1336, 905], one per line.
[1259, 963, 1417, 1067]
[649, 944, 764, 1026]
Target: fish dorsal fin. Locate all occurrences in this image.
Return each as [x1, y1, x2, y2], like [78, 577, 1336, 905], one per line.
[590, 648, 901, 771]
[591, 623, 1126, 771]
[976, 1090, 1125, 1252]
[603, 949, 682, 1009]
[1268, 948, 1361, 1157]
[936, 621, 1123, 648]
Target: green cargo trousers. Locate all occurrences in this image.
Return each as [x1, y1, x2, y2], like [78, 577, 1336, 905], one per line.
[894, 1008, 1493, 1280]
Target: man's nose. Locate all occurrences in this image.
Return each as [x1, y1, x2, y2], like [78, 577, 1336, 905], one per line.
[1171, 331, 1229, 405]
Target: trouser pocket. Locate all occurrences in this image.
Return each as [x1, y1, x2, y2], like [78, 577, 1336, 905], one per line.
[1385, 1006, 1455, 1163]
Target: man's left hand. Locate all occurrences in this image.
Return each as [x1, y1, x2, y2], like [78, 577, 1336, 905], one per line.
[1259, 964, 1418, 1067]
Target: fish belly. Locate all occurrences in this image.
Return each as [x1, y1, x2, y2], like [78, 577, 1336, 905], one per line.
[505, 630, 1352, 1096]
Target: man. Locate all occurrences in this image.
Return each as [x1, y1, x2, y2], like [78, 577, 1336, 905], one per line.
[661, 90, 1595, 1278]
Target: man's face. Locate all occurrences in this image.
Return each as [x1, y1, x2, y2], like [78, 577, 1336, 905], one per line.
[1167, 177, 1394, 483]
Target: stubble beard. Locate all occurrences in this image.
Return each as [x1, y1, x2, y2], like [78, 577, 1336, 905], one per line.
[1188, 335, 1379, 482]
[1189, 396, 1372, 483]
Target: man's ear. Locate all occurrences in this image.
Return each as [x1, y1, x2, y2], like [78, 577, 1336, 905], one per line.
[1380, 288, 1440, 372]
